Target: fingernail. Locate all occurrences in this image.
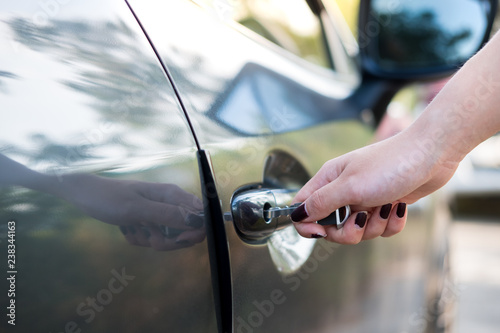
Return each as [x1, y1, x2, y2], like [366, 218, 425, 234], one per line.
[311, 233, 326, 239]
[291, 203, 308, 222]
[141, 227, 151, 239]
[119, 226, 128, 235]
[396, 203, 407, 218]
[129, 226, 137, 235]
[380, 204, 392, 219]
[355, 212, 367, 228]
[186, 213, 204, 228]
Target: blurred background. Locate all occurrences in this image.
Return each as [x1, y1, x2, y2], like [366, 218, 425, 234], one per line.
[334, 1, 500, 332]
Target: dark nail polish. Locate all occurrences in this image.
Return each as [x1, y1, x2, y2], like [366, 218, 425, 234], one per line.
[311, 234, 325, 238]
[355, 212, 367, 228]
[119, 226, 128, 235]
[186, 213, 204, 228]
[380, 204, 392, 219]
[291, 203, 308, 222]
[396, 203, 407, 218]
[142, 227, 151, 239]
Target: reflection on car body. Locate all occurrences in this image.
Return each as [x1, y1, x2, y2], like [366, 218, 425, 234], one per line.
[0, 0, 496, 332]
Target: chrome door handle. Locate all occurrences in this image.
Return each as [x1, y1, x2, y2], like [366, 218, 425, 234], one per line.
[231, 187, 350, 243]
[231, 188, 297, 243]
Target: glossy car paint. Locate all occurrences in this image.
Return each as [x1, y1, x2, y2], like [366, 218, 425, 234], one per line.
[0, 1, 217, 332]
[0, 0, 449, 332]
[128, 1, 449, 332]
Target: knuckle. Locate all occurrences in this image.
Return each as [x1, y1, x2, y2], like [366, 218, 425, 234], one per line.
[343, 179, 365, 205]
[391, 219, 406, 234]
[293, 223, 311, 238]
[383, 219, 406, 237]
[343, 235, 361, 245]
[326, 232, 361, 245]
[122, 200, 139, 220]
[308, 191, 327, 216]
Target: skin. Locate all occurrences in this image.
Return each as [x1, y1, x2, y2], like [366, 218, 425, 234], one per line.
[293, 31, 500, 244]
[3, 31, 500, 247]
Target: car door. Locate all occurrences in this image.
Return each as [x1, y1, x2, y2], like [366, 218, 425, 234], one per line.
[0, 1, 218, 332]
[128, 1, 449, 332]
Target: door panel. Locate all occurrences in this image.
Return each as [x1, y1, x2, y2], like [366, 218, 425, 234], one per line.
[0, 1, 216, 332]
[128, 1, 439, 332]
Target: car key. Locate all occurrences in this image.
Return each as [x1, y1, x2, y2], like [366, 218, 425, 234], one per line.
[317, 205, 351, 229]
[264, 203, 350, 229]
[263, 203, 302, 221]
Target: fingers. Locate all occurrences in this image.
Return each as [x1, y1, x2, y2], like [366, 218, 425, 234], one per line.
[360, 203, 406, 240]
[361, 204, 393, 240]
[381, 203, 407, 237]
[119, 225, 150, 247]
[131, 181, 205, 229]
[119, 224, 206, 251]
[147, 225, 205, 251]
[120, 195, 207, 251]
[293, 157, 346, 205]
[292, 178, 355, 224]
[324, 211, 368, 244]
[293, 203, 407, 244]
[294, 211, 368, 245]
[293, 222, 328, 240]
[137, 182, 203, 210]
[133, 200, 203, 230]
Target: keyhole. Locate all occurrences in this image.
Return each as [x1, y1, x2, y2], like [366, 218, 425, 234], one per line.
[263, 202, 272, 222]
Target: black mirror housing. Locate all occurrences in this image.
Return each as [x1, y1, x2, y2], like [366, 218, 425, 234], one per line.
[358, 0, 498, 81]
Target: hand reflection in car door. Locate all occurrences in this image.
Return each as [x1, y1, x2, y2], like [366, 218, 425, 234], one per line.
[0, 154, 205, 251]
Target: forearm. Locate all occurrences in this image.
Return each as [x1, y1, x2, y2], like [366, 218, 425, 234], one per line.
[0, 154, 41, 187]
[410, 30, 500, 166]
[0, 154, 65, 195]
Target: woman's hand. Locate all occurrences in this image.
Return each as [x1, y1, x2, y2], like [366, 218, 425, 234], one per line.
[291, 30, 500, 244]
[291, 129, 459, 244]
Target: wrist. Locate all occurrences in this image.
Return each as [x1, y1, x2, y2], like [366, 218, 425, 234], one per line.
[407, 95, 477, 168]
[418, 36, 500, 163]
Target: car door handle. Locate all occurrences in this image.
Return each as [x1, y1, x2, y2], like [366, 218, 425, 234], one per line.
[231, 187, 350, 243]
[231, 188, 297, 243]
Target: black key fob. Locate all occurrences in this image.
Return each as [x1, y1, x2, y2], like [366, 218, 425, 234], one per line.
[317, 205, 350, 229]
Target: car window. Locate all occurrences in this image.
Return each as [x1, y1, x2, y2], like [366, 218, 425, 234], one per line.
[194, 0, 332, 68]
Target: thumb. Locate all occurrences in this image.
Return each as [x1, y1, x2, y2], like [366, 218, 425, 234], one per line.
[291, 179, 352, 223]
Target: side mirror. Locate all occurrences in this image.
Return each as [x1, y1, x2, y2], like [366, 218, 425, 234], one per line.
[359, 0, 498, 80]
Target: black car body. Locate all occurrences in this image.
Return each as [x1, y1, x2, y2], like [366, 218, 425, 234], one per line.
[0, 0, 496, 332]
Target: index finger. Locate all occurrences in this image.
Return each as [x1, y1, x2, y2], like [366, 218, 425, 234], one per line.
[293, 158, 346, 204]
[292, 177, 353, 223]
